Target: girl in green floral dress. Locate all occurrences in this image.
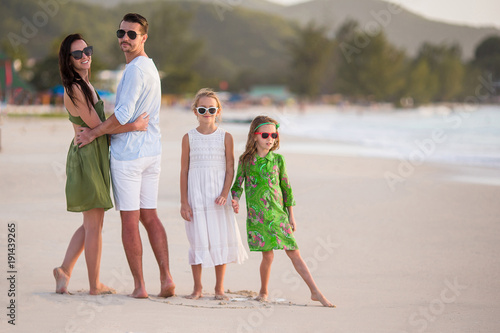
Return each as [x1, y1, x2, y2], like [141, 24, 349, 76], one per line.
[231, 115, 334, 307]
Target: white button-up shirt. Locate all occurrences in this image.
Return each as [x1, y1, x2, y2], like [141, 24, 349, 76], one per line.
[111, 56, 162, 161]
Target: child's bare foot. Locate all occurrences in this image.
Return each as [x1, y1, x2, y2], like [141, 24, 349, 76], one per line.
[214, 288, 229, 301]
[255, 293, 268, 302]
[53, 267, 70, 294]
[214, 293, 229, 301]
[311, 292, 335, 307]
[185, 291, 203, 300]
[129, 287, 148, 299]
[158, 282, 176, 298]
[90, 284, 116, 295]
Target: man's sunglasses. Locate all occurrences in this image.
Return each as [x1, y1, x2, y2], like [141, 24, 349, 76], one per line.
[196, 107, 218, 115]
[116, 29, 144, 40]
[70, 46, 93, 60]
[255, 132, 278, 139]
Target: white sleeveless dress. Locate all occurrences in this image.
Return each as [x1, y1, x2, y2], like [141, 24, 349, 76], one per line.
[185, 127, 248, 267]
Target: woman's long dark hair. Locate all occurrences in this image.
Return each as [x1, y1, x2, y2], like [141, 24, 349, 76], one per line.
[58, 33, 94, 111]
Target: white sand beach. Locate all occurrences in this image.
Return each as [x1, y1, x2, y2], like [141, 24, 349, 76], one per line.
[1, 106, 499, 332]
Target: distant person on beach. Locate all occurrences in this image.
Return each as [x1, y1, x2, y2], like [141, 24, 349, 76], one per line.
[54, 33, 148, 295]
[231, 115, 335, 307]
[75, 13, 175, 298]
[180, 88, 248, 300]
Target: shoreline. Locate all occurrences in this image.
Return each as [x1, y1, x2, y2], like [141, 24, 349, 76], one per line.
[2, 112, 500, 184]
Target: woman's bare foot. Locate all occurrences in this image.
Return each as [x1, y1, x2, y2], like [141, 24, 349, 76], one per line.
[90, 283, 116, 295]
[158, 282, 176, 298]
[53, 267, 70, 294]
[129, 287, 148, 299]
[255, 293, 268, 302]
[311, 292, 335, 307]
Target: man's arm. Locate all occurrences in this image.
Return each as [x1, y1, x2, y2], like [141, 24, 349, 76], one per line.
[77, 65, 145, 147]
[76, 114, 121, 147]
[109, 113, 149, 134]
[76, 112, 149, 147]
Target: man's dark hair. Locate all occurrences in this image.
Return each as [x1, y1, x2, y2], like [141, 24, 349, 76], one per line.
[121, 13, 148, 34]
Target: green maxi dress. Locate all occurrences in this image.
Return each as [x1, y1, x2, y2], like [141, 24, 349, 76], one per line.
[231, 152, 298, 252]
[65, 97, 113, 212]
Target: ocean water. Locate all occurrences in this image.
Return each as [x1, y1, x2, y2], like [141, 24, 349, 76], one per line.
[271, 105, 500, 169]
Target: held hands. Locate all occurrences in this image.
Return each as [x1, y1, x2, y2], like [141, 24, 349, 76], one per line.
[76, 112, 149, 148]
[231, 199, 239, 214]
[180, 203, 193, 222]
[76, 127, 95, 148]
[215, 195, 227, 206]
[215, 191, 230, 206]
[183, 194, 232, 220]
[134, 112, 149, 131]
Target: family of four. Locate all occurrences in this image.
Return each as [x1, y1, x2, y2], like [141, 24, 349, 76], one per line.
[53, 13, 333, 307]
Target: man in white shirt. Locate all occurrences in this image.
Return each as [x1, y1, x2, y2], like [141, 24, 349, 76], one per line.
[77, 13, 175, 298]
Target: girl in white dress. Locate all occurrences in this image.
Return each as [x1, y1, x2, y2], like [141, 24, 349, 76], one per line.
[180, 88, 247, 300]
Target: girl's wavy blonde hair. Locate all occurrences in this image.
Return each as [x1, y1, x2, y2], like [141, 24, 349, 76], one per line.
[239, 115, 280, 167]
[191, 88, 222, 122]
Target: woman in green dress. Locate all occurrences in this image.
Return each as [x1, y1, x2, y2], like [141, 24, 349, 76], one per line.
[53, 34, 148, 295]
[231, 115, 334, 307]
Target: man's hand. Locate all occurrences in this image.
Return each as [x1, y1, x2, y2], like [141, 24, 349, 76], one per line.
[76, 127, 96, 148]
[134, 112, 149, 131]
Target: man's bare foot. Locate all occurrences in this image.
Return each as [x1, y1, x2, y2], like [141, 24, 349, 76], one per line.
[255, 293, 268, 302]
[158, 282, 175, 298]
[53, 267, 70, 294]
[129, 287, 148, 299]
[90, 284, 116, 295]
[311, 292, 335, 307]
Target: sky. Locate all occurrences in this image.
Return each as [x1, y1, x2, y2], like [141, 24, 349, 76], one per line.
[268, 0, 500, 29]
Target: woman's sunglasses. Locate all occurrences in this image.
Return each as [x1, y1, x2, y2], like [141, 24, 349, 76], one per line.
[70, 46, 93, 60]
[255, 132, 278, 139]
[116, 29, 144, 40]
[196, 107, 218, 115]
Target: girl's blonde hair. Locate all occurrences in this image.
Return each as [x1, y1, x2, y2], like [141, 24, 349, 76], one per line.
[191, 88, 222, 122]
[239, 115, 280, 167]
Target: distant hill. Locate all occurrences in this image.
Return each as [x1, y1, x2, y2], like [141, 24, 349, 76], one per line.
[74, 0, 500, 59]
[274, 0, 500, 59]
[1, 0, 295, 68]
[0, 0, 297, 90]
[176, 1, 297, 81]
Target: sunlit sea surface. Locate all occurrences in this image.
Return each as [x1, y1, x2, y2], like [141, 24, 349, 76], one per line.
[267, 105, 500, 169]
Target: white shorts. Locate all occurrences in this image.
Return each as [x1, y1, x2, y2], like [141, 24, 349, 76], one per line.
[110, 155, 161, 211]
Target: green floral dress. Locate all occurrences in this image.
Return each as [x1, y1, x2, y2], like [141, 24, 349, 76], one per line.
[231, 152, 298, 252]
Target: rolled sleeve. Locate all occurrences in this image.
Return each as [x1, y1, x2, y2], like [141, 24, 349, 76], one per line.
[278, 155, 296, 207]
[114, 65, 143, 125]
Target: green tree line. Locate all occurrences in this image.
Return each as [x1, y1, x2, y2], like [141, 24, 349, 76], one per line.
[288, 20, 500, 105]
[1, 0, 499, 105]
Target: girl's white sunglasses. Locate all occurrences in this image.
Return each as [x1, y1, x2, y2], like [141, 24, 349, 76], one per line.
[196, 107, 218, 115]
